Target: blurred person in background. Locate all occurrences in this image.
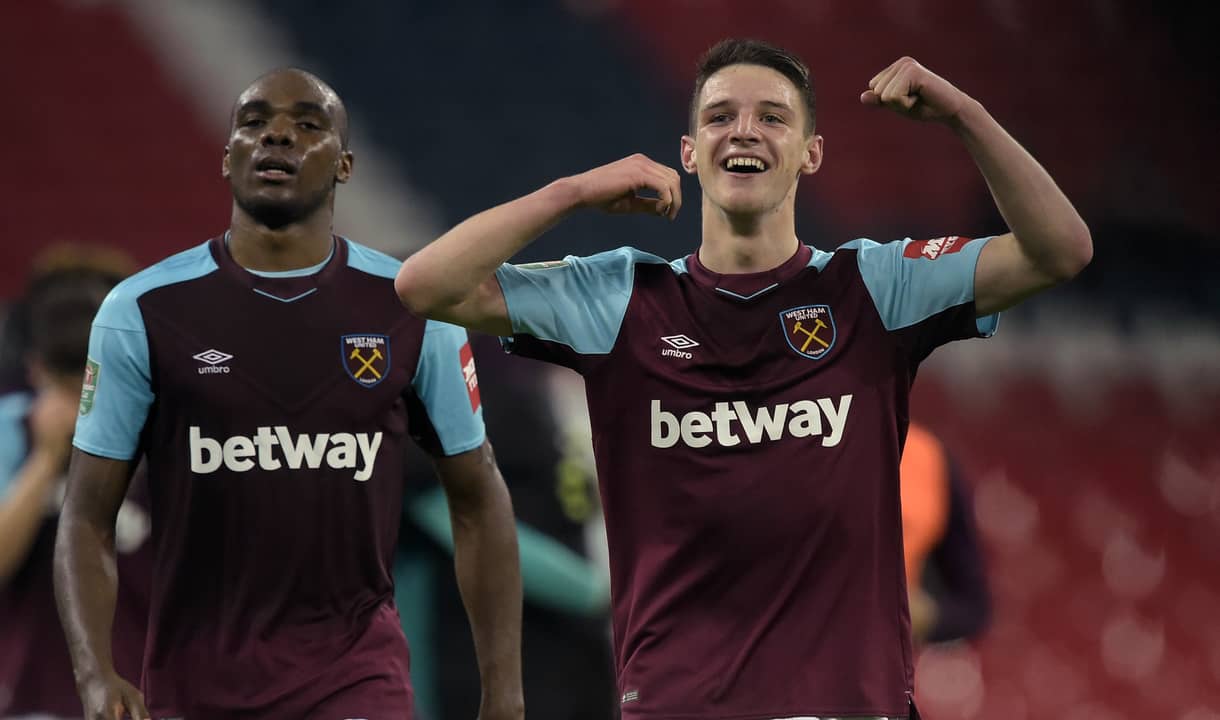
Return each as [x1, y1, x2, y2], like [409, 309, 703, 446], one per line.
[0, 246, 132, 391]
[0, 251, 152, 720]
[397, 36, 1090, 720]
[398, 346, 616, 720]
[53, 69, 523, 720]
[901, 422, 991, 646]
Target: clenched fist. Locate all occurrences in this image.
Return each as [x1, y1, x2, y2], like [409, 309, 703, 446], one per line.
[860, 56, 972, 125]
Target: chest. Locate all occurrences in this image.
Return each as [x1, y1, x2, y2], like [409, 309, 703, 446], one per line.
[140, 281, 421, 421]
[613, 270, 896, 397]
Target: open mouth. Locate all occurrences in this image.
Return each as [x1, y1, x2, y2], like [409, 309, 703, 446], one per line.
[723, 156, 767, 174]
[254, 157, 298, 180]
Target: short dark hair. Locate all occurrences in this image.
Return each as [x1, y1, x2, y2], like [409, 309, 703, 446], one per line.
[28, 271, 116, 378]
[690, 38, 816, 135]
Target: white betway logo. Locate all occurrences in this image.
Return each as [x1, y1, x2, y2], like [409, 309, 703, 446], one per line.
[650, 395, 852, 449]
[189, 426, 383, 481]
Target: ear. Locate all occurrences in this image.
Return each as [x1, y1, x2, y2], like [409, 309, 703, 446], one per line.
[221, 146, 231, 179]
[680, 135, 698, 175]
[801, 134, 824, 176]
[335, 150, 354, 184]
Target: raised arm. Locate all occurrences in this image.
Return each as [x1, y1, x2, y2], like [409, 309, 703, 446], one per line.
[394, 154, 682, 336]
[862, 57, 1092, 316]
[53, 450, 149, 720]
[0, 387, 76, 584]
[431, 440, 525, 720]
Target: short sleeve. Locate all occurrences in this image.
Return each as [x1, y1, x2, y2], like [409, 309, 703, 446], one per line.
[497, 247, 663, 351]
[0, 391, 33, 500]
[853, 236, 1000, 361]
[408, 320, 485, 457]
[72, 291, 154, 461]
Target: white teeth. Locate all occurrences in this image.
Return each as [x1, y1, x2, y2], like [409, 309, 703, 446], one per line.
[725, 157, 766, 171]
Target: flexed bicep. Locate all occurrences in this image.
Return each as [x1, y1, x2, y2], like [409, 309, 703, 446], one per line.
[972, 232, 1060, 317]
[430, 275, 513, 337]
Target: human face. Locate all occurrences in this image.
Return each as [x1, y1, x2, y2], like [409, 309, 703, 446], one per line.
[222, 71, 352, 228]
[682, 64, 822, 217]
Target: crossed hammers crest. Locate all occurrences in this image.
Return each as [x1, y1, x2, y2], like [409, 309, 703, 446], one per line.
[791, 318, 831, 353]
[349, 347, 384, 380]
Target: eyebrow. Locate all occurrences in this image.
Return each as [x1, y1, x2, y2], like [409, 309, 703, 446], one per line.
[235, 100, 272, 117]
[701, 99, 794, 114]
[290, 101, 330, 118]
[235, 100, 331, 120]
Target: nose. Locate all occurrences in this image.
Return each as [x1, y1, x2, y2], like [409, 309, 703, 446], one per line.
[260, 115, 295, 147]
[730, 114, 761, 144]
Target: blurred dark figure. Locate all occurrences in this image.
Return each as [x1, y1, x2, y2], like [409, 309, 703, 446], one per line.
[0, 248, 151, 719]
[399, 337, 617, 720]
[0, 245, 133, 390]
[902, 422, 991, 645]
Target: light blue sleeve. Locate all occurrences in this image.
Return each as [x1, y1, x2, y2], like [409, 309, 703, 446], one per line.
[851, 236, 1000, 336]
[72, 289, 154, 461]
[0, 391, 33, 500]
[411, 320, 486, 457]
[494, 247, 662, 355]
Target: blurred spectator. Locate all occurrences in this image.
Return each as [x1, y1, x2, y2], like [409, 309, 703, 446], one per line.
[902, 422, 991, 645]
[399, 342, 616, 720]
[0, 245, 135, 390]
[0, 249, 151, 719]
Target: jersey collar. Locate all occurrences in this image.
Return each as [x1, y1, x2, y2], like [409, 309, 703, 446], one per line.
[686, 243, 813, 301]
[210, 233, 347, 300]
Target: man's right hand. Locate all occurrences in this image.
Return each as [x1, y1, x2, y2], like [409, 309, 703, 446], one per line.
[78, 671, 150, 720]
[567, 153, 682, 220]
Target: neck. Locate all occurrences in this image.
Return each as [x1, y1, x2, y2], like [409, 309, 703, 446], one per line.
[227, 205, 335, 271]
[697, 193, 800, 274]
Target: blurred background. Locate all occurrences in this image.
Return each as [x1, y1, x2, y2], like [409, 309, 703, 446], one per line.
[2, 1, 1218, 718]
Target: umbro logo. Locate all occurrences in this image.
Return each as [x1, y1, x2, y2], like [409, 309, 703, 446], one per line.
[193, 349, 233, 375]
[660, 334, 699, 359]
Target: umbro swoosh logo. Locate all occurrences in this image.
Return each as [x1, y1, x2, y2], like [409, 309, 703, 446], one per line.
[660, 334, 699, 350]
[193, 349, 233, 375]
[193, 349, 233, 365]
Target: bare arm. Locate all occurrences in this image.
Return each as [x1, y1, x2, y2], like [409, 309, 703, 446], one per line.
[432, 440, 525, 720]
[395, 154, 682, 336]
[53, 449, 148, 720]
[0, 451, 61, 583]
[863, 57, 1092, 316]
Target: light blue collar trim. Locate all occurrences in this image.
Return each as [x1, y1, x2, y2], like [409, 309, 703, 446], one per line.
[225, 231, 335, 278]
[253, 288, 319, 303]
[714, 283, 779, 301]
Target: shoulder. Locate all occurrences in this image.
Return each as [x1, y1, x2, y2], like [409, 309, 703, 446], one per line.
[498, 246, 679, 296]
[524, 246, 675, 273]
[566, 246, 683, 287]
[837, 235, 988, 267]
[343, 237, 402, 280]
[585, 246, 673, 268]
[95, 242, 218, 331]
[833, 237, 893, 260]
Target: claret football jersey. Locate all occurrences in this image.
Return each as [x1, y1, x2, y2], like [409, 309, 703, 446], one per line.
[73, 235, 484, 718]
[496, 236, 997, 720]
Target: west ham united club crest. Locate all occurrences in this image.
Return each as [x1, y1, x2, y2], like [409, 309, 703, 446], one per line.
[780, 305, 836, 360]
[342, 334, 390, 388]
